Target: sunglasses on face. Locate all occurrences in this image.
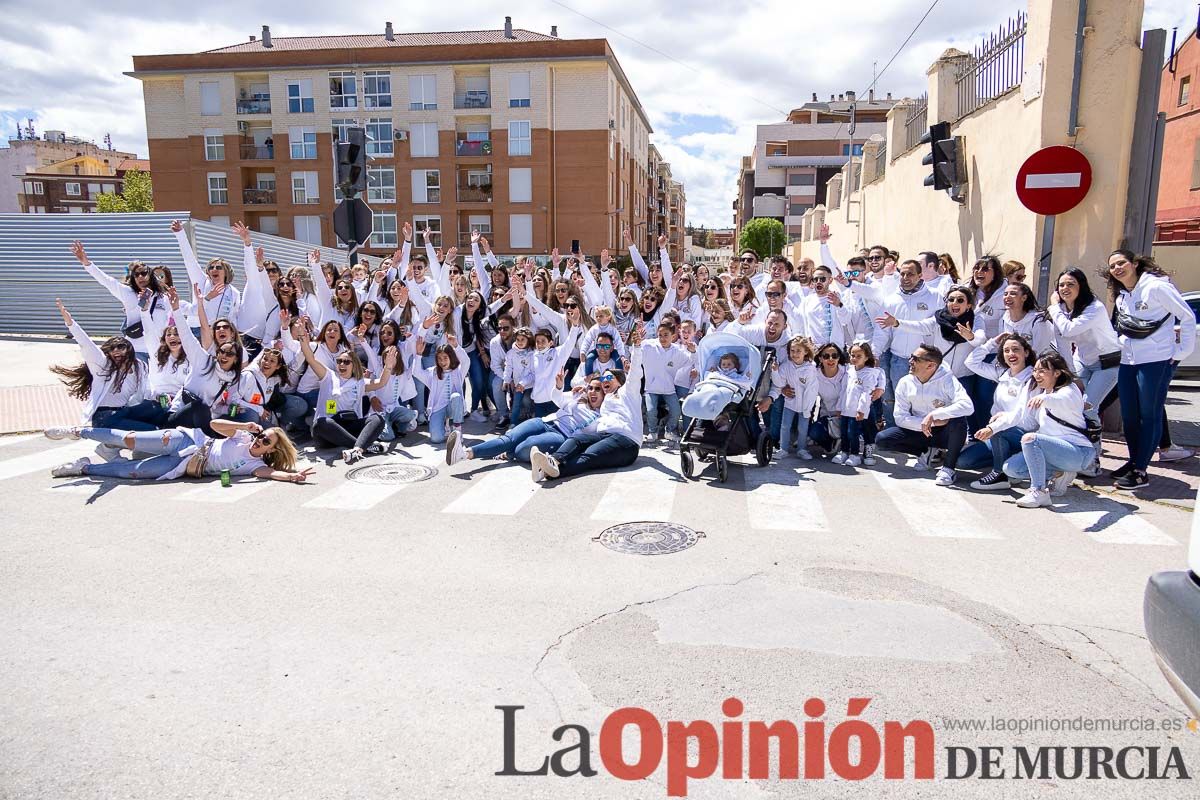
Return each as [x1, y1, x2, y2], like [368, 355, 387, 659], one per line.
[819, 353, 839, 361]
[218, 349, 237, 357]
[812, 277, 830, 283]
[215, 324, 233, 331]
[265, 267, 281, 275]
[740, 257, 756, 263]
[845, 270, 861, 278]
[498, 325, 512, 331]
[596, 343, 613, 350]
[600, 374, 616, 384]
[133, 270, 150, 277]
[110, 343, 132, 352]
[909, 355, 933, 363]
[564, 302, 579, 309]
[765, 291, 782, 299]
[207, 266, 223, 273]
[336, 358, 352, 365]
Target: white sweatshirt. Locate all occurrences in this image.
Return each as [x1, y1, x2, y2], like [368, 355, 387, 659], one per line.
[840, 365, 886, 418]
[1114, 273, 1196, 365]
[991, 382, 1092, 448]
[640, 339, 690, 395]
[770, 360, 820, 415]
[488, 336, 510, 381]
[964, 340, 1033, 418]
[594, 347, 645, 444]
[67, 321, 147, 423]
[894, 315, 975, 378]
[796, 292, 853, 348]
[364, 337, 419, 409]
[1047, 299, 1121, 368]
[892, 365, 974, 432]
[579, 323, 628, 359]
[530, 328, 583, 403]
[503, 346, 535, 389]
[174, 228, 242, 326]
[1001, 311, 1059, 358]
[80, 259, 170, 355]
[412, 344, 470, 412]
[815, 367, 847, 418]
[878, 285, 938, 357]
[972, 282, 1009, 339]
[173, 320, 238, 409]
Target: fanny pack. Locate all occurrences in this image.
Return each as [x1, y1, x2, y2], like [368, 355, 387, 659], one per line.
[1115, 312, 1170, 340]
[183, 439, 215, 478]
[122, 320, 145, 339]
[1098, 351, 1121, 370]
[1046, 410, 1102, 443]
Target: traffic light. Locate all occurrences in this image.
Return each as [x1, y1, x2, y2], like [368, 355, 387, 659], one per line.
[336, 127, 368, 196]
[920, 122, 959, 191]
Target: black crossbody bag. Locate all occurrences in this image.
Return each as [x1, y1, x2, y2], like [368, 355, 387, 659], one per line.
[1046, 410, 1102, 443]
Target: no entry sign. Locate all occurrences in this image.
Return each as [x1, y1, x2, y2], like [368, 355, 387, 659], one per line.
[1015, 146, 1092, 216]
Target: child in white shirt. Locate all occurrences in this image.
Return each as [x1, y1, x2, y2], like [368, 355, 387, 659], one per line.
[833, 340, 887, 467]
[771, 335, 819, 459]
[502, 327, 535, 427]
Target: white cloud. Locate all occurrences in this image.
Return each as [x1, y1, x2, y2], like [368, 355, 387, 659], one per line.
[2, 0, 1187, 228]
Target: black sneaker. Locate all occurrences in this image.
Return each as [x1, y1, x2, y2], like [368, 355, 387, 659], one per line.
[1110, 461, 1135, 479]
[1114, 470, 1148, 490]
[969, 470, 1011, 491]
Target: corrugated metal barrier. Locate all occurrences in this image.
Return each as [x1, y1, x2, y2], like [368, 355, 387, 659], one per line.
[0, 213, 348, 338]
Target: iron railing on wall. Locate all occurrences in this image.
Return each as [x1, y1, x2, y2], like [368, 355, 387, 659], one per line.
[956, 11, 1027, 120]
[874, 141, 888, 180]
[903, 94, 928, 153]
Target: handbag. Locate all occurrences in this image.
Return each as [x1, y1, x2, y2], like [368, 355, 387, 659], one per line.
[1098, 351, 1121, 370]
[121, 320, 145, 339]
[1115, 312, 1170, 340]
[183, 439, 215, 478]
[1046, 410, 1102, 443]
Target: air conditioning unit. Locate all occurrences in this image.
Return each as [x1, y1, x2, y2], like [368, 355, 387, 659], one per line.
[394, 130, 408, 141]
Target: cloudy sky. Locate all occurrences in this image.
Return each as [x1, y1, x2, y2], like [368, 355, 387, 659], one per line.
[1, 0, 1191, 227]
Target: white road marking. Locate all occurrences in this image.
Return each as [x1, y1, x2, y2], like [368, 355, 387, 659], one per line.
[176, 480, 272, 504]
[590, 464, 677, 523]
[1054, 496, 1179, 546]
[1025, 172, 1082, 189]
[443, 465, 540, 515]
[0, 434, 40, 449]
[871, 471, 1002, 539]
[744, 467, 830, 532]
[302, 480, 408, 510]
[0, 441, 93, 482]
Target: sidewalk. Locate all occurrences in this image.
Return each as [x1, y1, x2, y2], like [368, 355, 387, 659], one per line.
[0, 337, 84, 434]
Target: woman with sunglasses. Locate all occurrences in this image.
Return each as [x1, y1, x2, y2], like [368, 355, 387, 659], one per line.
[611, 288, 641, 345]
[458, 290, 496, 421]
[362, 320, 420, 442]
[969, 256, 1008, 339]
[48, 419, 310, 484]
[1106, 249, 1195, 489]
[70, 240, 168, 364]
[283, 312, 349, 420]
[347, 300, 384, 361]
[49, 300, 151, 446]
[877, 284, 979, 384]
[171, 220, 242, 334]
[726, 277, 759, 323]
[162, 286, 246, 434]
[297, 329, 391, 463]
[961, 333, 1037, 490]
[809, 343, 847, 457]
[261, 269, 302, 343]
[1047, 268, 1121, 474]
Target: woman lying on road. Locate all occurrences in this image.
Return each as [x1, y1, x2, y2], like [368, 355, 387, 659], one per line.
[46, 419, 310, 483]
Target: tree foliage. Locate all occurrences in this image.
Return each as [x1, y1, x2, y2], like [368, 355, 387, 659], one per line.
[96, 169, 154, 213]
[737, 218, 784, 259]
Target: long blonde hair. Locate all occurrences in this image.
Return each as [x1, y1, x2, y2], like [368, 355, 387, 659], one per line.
[262, 427, 298, 471]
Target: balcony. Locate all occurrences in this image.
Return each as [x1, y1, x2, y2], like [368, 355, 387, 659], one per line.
[239, 142, 274, 160]
[243, 188, 276, 205]
[455, 139, 493, 157]
[454, 91, 491, 109]
[457, 184, 493, 203]
[236, 98, 271, 115]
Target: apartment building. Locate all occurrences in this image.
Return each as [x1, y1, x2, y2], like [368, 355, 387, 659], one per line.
[0, 129, 137, 213]
[734, 91, 895, 242]
[129, 20, 654, 256]
[16, 155, 150, 214]
[641, 145, 687, 263]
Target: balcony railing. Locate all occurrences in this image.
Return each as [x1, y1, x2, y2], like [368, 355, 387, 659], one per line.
[457, 185, 493, 203]
[240, 142, 274, 160]
[243, 188, 276, 205]
[236, 98, 271, 115]
[455, 139, 493, 157]
[454, 91, 491, 109]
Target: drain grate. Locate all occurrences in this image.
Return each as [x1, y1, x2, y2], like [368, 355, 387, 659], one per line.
[345, 462, 438, 485]
[594, 522, 704, 556]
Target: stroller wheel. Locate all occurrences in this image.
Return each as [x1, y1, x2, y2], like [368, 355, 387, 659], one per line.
[755, 430, 773, 467]
[680, 450, 695, 480]
[716, 453, 729, 483]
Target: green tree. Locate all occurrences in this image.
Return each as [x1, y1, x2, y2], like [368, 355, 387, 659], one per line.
[738, 218, 784, 259]
[96, 168, 154, 213]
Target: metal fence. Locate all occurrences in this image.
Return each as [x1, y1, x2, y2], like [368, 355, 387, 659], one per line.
[874, 141, 888, 179]
[956, 11, 1028, 120]
[903, 94, 928, 153]
[0, 213, 347, 337]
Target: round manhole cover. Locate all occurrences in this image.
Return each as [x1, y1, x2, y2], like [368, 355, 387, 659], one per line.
[595, 522, 704, 556]
[345, 462, 438, 485]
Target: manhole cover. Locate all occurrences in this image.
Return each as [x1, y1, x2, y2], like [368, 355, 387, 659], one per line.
[345, 462, 438, 485]
[595, 522, 704, 556]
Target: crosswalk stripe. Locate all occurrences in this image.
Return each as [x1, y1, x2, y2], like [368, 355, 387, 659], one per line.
[176, 480, 272, 504]
[0, 441, 93, 482]
[444, 465, 541, 515]
[302, 480, 408, 510]
[0, 434, 39, 449]
[590, 463, 677, 523]
[744, 467, 830, 532]
[1054, 494, 1178, 546]
[871, 471, 1003, 539]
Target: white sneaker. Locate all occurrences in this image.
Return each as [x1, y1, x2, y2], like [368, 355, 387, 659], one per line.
[51, 457, 90, 478]
[529, 446, 547, 482]
[1158, 446, 1194, 462]
[665, 431, 680, 444]
[846, 454, 862, 467]
[831, 452, 848, 465]
[862, 445, 877, 466]
[469, 410, 489, 422]
[1017, 488, 1052, 508]
[404, 418, 419, 434]
[1049, 471, 1076, 497]
[44, 426, 82, 440]
[342, 447, 363, 464]
[797, 449, 814, 461]
[445, 430, 467, 466]
[934, 467, 956, 486]
[913, 449, 932, 471]
[94, 443, 121, 462]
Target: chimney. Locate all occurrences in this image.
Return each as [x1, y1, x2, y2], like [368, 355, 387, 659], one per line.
[838, 93, 844, 101]
[504, 16, 514, 39]
[550, 25, 558, 37]
[845, 90, 855, 102]
[811, 92, 817, 101]
[261, 25, 272, 48]
[886, 92, 892, 100]
[868, 88, 874, 102]
[385, 21, 394, 41]
[249, 35, 256, 42]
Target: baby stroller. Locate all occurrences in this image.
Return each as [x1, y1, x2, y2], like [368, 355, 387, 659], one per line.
[677, 331, 776, 482]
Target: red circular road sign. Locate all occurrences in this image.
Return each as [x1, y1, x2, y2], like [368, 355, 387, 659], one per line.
[1015, 146, 1093, 216]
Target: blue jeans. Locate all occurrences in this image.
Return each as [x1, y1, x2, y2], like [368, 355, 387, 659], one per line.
[767, 395, 784, 442]
[379, 405, 418, 441]
[509, 390, 527, 427]
[551, 431, 640, 478]
[779, 406, 811, 453]
[958, 426, 1026, 471]
[1118, 360, 1174, 470]
[839, 409, 877, 453]
[1004, 433, 1096, 488]
[276, 394, 309, 430]
[490, 375, 510, 421]
[467, 350, 489, 413]
[471, 418, 565, 463]
[414, 353, 435, 418]
[92, 401, 165, 432]
[428, 392, 465, 444]
[79, 428, 190, 479]
[883, 352, 910, 427]
[808, 416, 838, 451]
[645, 392, 681, 436]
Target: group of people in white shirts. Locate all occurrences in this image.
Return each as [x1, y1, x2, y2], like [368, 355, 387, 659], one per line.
[43, 219, 1194, 509]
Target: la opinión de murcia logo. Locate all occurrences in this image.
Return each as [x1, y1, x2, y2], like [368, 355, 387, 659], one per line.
[496, 699, 1192, 797]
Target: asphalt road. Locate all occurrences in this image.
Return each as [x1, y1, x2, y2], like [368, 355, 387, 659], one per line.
[0, 424, 1197, 798]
